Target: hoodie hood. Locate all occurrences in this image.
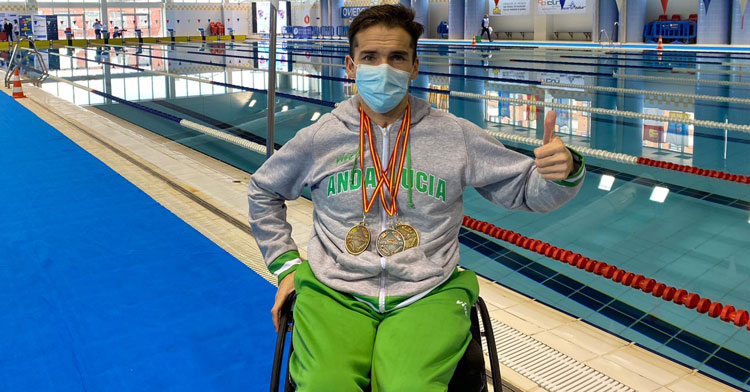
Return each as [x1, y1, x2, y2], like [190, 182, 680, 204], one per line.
[331, 94, 433, 130]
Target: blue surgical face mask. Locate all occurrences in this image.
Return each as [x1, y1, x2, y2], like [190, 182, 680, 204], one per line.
[353, 61, 412, 113]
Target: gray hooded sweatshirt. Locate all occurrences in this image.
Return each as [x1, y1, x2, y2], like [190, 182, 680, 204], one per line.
[248, 94, 584, 313]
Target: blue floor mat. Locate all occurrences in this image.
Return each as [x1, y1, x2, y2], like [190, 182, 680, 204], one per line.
[0, 92, 278, 391]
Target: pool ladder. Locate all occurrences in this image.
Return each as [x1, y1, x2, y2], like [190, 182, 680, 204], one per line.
[4, 36, 49, 88]
[599, 22, 622, 48]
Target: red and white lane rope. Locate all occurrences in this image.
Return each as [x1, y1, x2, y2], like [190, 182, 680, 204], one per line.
[484, 129, 750, 185]
[462, 216, 750, 331]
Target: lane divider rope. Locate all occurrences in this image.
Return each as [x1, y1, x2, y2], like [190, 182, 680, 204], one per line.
[450, 90, 750, 133]
[542, 81, 750, 105]
[461, 216, 750, 331]
[39, 46, 335, 108]
[483, 127, 749, 184]
[32, 48, 750, 184]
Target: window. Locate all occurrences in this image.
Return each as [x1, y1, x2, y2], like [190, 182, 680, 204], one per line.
[642, 107, 694, 155]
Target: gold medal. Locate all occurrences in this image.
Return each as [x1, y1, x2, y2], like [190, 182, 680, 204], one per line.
[395, 223, 420, 250]
[345, 223, 371, 255]
[376, 228, 405, 257]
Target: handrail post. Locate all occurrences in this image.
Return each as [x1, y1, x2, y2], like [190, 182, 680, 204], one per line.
[266, 0, 278, 159]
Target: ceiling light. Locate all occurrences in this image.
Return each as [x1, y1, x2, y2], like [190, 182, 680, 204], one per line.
[649, 186, 669, 203]
[310, 112, 321, 121]
[281, 105, 289, 112]
[598, 175, 615, 191]
[248, 99, 256, 107]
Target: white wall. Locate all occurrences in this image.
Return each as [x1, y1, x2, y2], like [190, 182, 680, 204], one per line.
[428, 2, 448, 38]
[551, 4, 594, 33]
[488, 13, 534, 33]
[481, 1, 592, 34]
[165, 4, 223, 36]
[646, 0, 697, 22]
[290, 1, 322, 27]
[224, 4, 250, 35]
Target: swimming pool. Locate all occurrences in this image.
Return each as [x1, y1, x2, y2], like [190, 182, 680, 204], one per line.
[15, 39, 750, 390]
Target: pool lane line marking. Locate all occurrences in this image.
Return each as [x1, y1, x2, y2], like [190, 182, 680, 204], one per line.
[34, 48, 750, 182]
[73, 43, 545, 86]
[451, 90, 750, 134]
[559, 54, 726, 65]
[462, 216, 750, 331]
[672, 67, 750, 76]
[614, 72, 750, 87]
[44, 45, 750, 134]
[40, 71, 272, 155]
[44, 46, 750, 133]
[44, 45, 336, 109]
[541, 81, 750, 105]
[484, 127, 749, 185]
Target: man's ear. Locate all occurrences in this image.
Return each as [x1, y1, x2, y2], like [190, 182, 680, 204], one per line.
[410, 57, 420, 81]
[345, 55, 356, 80]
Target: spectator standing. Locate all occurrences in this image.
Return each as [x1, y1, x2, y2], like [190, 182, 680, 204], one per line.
[481, 14, 492, 42]
[12, 20, 20, 41]
[3, 20, 12, 43]
[93, 19, 102, 39]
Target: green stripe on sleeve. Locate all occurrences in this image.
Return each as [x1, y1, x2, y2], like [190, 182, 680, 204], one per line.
[268, 250, 301, 275]
[554, 147, 585, 187]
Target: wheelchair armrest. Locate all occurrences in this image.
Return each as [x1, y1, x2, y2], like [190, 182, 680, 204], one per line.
[281, 292, 297, 319]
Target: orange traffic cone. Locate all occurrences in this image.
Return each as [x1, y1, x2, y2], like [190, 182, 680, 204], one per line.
[472, 35, 476, 46]
[11, 68, 25, 99]
[657, 35, 663, 50]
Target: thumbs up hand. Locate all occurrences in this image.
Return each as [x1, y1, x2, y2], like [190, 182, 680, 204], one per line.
[533, 110, 574, 181]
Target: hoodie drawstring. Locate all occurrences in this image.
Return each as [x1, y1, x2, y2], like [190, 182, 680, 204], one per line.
[406, 143, 414, 209]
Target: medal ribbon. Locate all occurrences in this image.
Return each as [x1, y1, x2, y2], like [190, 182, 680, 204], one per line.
[358, 105, 411, 216]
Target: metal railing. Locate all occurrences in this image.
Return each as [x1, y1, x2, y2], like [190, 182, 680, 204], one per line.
[599, 22, 621, 48]
[598, 29, 612, 48]
[4, 36, 48, 88]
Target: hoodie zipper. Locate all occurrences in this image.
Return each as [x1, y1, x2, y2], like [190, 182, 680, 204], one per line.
[378, 123, 390, 313]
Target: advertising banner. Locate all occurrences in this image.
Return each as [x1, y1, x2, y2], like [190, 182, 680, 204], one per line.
[19, 15, 33, 38]
[537, 0, 587, 15]
[1, 13, 19, 40]
[489, 0, 531, 16]
[666, 112, 691, 146]
[32, 15, 47, 40]
[341, 7, 369, 19]
[538, 72, 586, 86]
[643, 124, 664, 143]
[46, 15, 59, 40]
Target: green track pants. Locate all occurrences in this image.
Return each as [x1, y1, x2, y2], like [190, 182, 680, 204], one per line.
[290, 260, 480, 391]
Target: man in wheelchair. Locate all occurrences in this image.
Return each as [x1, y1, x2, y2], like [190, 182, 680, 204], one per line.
[248, 5, 585, 391]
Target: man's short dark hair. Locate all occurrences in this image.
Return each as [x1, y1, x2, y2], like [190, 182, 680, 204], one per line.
[347, 5, 424, 62]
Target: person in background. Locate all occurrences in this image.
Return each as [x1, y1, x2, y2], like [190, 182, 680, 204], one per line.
[93, 19, 102, 39]
[112, 26, 121, 38]
[3, 20, 12, 43]
[12, 19, 19, 41]
[481, 14, 492, 42]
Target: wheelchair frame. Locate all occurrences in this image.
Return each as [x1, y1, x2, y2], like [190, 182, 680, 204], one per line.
[270, 292, 502, 392]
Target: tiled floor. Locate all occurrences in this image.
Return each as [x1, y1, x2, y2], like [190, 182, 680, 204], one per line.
[7, 83, 743, 392]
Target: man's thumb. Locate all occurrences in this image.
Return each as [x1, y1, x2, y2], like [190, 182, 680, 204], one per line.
[543, 110, 557, 145]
